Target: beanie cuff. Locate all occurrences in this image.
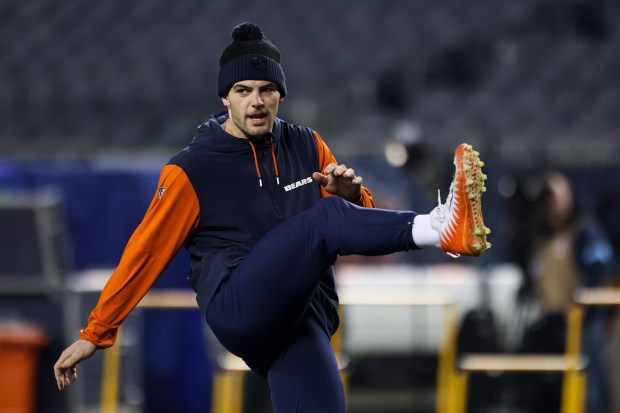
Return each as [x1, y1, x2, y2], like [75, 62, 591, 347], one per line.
[218, 54, 287, 97]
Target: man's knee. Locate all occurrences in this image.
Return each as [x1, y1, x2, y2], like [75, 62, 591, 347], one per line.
[309, 196, 349, 219]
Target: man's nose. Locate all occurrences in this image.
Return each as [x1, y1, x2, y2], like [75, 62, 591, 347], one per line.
[251, 92, 264, 106]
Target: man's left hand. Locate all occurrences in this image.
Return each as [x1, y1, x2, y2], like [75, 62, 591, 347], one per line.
[312, 163, 363, 202]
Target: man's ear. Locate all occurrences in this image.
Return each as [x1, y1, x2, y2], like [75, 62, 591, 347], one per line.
[221, 96, 230, 107]
[279, 97, 284, 103]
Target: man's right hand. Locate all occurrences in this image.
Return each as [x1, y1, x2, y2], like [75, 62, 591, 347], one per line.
[53, 339, 98, 390]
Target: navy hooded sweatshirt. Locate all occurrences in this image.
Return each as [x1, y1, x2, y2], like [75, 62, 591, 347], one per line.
[79, 111, 374, 348]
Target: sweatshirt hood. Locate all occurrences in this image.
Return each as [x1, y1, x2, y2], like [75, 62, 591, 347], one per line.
[191, 111, 281, 187]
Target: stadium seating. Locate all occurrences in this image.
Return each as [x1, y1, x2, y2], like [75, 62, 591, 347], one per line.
[1, 0, 619, 161]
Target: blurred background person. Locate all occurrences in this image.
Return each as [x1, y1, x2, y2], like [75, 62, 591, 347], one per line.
[507, 169, 614, 413]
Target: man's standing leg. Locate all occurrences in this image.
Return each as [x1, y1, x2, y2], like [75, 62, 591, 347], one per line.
[267, 315, 345, 413]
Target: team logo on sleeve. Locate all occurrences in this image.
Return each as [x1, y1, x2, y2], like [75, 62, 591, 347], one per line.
[284, 177, 313, 192]
[157, 187, 166, 199]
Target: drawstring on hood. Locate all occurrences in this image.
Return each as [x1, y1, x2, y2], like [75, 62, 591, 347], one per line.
[270, 137, 280, 185]
[247, 137, 280, 188]
[247, 140, 263, 187]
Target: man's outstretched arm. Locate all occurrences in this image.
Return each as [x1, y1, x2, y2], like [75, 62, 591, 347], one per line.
[53, 164, 199, 390]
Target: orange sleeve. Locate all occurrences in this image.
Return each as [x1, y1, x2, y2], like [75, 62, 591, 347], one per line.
[79, 164, 200, 348]
[314, 131, 375, 208]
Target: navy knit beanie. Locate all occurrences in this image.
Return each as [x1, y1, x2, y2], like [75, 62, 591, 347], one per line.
[218, 22, 287, 97]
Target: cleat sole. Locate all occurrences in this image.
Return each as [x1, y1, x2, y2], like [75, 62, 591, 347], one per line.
[464, 145, 491, 256]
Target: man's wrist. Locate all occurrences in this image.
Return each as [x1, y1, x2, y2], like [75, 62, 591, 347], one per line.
[346, 190, 362, 204]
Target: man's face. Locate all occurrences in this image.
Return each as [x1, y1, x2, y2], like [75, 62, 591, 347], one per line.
[221, 80, 282, 139]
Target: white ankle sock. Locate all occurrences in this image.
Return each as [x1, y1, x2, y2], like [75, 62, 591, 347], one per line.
[412, 214, 441, 249]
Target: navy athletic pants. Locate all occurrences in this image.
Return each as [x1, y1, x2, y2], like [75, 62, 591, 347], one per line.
[206, 196, 417, 413]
